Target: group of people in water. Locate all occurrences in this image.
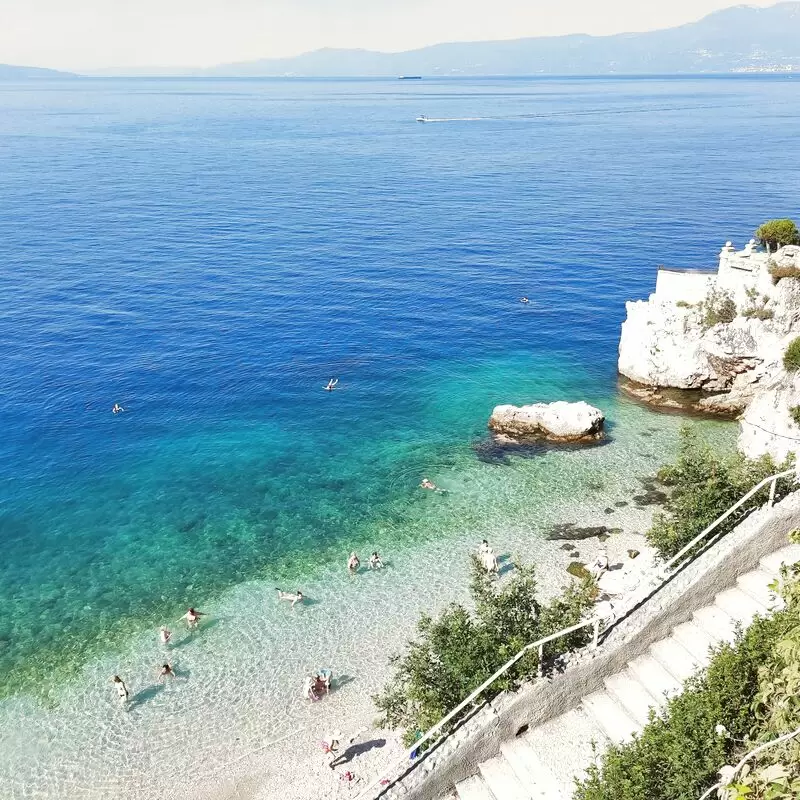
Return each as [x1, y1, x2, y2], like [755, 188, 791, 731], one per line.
[110, 607, 205, 709]
[347, 550, 384, 574]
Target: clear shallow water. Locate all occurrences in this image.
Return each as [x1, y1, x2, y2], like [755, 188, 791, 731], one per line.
[0, 74, 798, 796]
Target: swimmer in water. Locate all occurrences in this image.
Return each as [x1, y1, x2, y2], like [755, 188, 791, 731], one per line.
[157, 663, 175, 681]
[369, 551, 384, 570]
[112, 403, 125, 414]
[325, 378, 339, 391]
[179, 607, 205, 630]
[276, 588, 304, 608]
[347, 552, 360, 574]
[111, 675, 129, 707]
[420, 478, 437, 491]
[159, 626, 172, 645]
[520, 297, 530, 304]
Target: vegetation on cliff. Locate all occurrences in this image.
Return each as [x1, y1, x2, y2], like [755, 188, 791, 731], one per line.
[373, 556, 595, 746]
[755, 219, 800, 252]
[574, 546, 800, 800]
[783, 336, 800, 372]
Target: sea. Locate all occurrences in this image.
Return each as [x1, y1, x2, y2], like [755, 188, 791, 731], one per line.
[0, 74, 798, 799]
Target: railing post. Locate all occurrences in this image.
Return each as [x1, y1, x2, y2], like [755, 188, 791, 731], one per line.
[592, 617, 600, 648]
[537, 643, 544, 678]
[768, 477, 777, 508]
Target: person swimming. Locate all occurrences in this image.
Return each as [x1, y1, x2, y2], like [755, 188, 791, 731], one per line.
[112, 403, 125, 414]
[276, 588, 304, 608]
[520, 297, 530, 304]
[158, 663, 175, 681]
[324, 378, 339, 391]
[347, 552, 360, 573]
[420, 478, 437, 491]
[369, 552, 384, 570]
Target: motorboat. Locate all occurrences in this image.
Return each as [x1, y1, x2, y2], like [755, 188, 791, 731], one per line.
[416, 115, 429, 123]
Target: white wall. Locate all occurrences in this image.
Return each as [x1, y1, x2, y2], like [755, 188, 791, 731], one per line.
[654, 269, 715, 304]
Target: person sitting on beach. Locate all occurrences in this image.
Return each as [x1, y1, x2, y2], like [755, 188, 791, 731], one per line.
[303, 675, 319, 702]
[179, 607, 205, 629]
[159, 626, 172, 645]
[325, 378, 339, 391]
[347, 552, 360, 573]
[111, 675, 129, 707]
[420, 478, 437, 491]
[276, 588, 304, 608]
[157, 663, 175, 681]
[112, 403, 125, 414]
[369, 552, 384, 570]
[314, 667, 333, 695]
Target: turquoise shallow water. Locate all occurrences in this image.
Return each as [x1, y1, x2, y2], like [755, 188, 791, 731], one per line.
[1, 74, 799, 713]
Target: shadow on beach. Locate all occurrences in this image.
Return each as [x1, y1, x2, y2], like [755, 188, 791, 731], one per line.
[331, 738, 386, 767]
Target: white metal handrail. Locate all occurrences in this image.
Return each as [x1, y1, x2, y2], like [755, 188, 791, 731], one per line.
[698, 724, 800, 800]
[358, 469, 793, 800]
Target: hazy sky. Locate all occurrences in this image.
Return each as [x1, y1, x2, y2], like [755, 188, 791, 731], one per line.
[0, 0, 781, 71]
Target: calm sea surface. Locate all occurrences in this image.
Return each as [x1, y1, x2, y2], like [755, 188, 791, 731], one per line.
[1, 75, 799, 704]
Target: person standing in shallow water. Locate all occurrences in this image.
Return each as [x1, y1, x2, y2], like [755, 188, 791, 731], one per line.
[159, 626, 171, 646]
[111, 675, 129, 708]
[179, 607, 205, 629]
[347, 552, 360, 574]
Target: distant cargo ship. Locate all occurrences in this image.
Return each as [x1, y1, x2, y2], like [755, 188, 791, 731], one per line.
[399, 75, 422, 80]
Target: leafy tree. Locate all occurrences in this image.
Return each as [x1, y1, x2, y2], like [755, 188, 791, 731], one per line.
[374, 557, 595, 745]
[755, 219, 800, 251]
[646, 427, 791, 561]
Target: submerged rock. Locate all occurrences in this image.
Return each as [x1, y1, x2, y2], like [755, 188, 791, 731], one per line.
[488, 401, 605, 443]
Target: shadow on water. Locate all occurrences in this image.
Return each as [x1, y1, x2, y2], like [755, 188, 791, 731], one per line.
[169, 618, 220, 649]
[129, 683, 165, 709]
[472, 434, 612, 465]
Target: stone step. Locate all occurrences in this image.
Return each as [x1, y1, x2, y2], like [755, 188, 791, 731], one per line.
[628, 653, 682, 705]
[649, 636, 700, 683]
[524, 708, 608, 798]
[604, 670, 661, 727]
[692, 605, 739, 645]
[479, 755, 532, 800]
[581, 690, 641, 744]
[672, 621, 717, 666]
[714, 587, 768, 624]
[737, 570, 783, 611]
[456, 774, 496, 800]
[760, 544, 800, 576]
[500, 737, 564, 800]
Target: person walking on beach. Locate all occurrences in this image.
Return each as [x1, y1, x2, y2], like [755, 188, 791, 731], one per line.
[347, 552, 360, 574]
[159, 626, 172, 645]
[111, 675, 129, 708]
[179, 607, 205, 630]
[275, 588, 304, 608]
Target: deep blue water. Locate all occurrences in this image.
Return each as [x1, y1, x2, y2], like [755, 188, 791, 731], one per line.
[1, 75, 799, 693]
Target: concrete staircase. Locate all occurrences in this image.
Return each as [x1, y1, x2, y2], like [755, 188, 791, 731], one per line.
[451, 543, 800, 800]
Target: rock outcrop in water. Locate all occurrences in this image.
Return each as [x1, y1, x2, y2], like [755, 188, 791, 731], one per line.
[488, 401, 605, 442]
[618, 238, 800, 462]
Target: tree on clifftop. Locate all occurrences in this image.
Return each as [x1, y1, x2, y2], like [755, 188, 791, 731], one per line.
[755, 219, 800, 251]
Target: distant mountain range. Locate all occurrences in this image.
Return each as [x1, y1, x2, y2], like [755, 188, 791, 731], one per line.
[4, 2, 800, 79]
[197, 2, 800, 77]
[0, 63, 75, 80]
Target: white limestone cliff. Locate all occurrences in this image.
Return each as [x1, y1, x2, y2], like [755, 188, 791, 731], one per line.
[618, 240, 800, 462]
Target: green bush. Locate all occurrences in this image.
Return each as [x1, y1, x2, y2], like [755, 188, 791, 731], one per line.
[373, 557, 595, 745]
[646, 427, 790, 561]
[700, 287, 736, 329]
[574, 610, 795, 800]
[741, 287, 774, 321]
[768, 259, 800, 283]
[755, 219, 800, 252]
[783, 337, 800, 371]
